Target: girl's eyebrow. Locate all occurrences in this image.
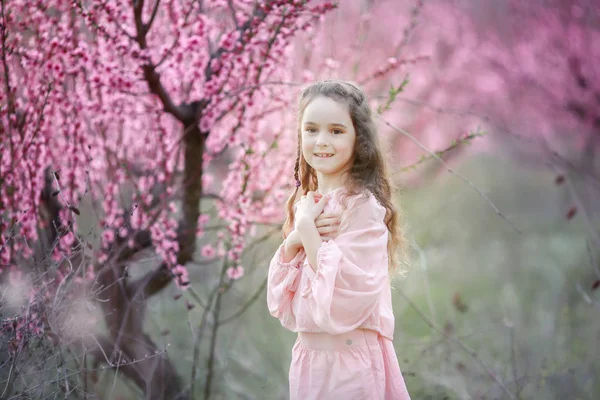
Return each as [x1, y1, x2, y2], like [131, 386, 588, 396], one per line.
[303, 121, 348, 129]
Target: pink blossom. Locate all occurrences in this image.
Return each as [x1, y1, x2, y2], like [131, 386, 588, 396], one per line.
[226, 265, 245, 280]
[201, 244, 216, 258]
[172, 264, 190, 290]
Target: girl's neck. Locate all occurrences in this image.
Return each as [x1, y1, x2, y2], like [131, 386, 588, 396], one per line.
[315, 173, 347, 195]
[316, 186, 345, 196]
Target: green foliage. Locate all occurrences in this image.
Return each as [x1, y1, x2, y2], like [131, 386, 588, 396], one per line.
[399, 127, 488, 173]
[377, 78, 411, 115]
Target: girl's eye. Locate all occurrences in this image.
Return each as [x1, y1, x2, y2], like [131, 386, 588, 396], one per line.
[332, 129, 343, 135]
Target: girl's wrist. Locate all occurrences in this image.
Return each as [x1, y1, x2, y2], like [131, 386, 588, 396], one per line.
[295, 216, 314, 231]
[282, 235, 302, 263]
[285, 231, 302, 251]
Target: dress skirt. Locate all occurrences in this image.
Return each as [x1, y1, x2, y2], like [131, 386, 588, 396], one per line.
[289, 329, 411, 400]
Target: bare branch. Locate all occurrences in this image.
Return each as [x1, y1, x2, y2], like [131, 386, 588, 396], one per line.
[131, 0, 188, 122]
[379, 116, 522, 233]
[144, 0, 161, 34]
[396, 289, 517, 400]
[227, 0, 239, 29]
[218, 276, 267, 326]
[189, 260, 225, 398]
[204, 1, 269, 83]
[587, 240, 600, 278]
[545, 143, 600, 248]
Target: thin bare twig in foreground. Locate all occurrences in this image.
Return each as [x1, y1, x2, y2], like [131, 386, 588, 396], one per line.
[547, 162, 600, 248]
[397, 289, 518, 400]
[379, 117, 522, 234]
[586, 241, 600, 278]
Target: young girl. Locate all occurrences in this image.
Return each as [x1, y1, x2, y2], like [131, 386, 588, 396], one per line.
[267, 80, 411, 399]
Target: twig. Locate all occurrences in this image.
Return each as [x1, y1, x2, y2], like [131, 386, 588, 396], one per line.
[397, 131, 486, 173]
[575, 283, 595, 305]
[380, 116, 522, 234]
[190, 258, 226, 398]
[109, 351, 121, 398]
[397, 289, 517, 400]
[586, 240, 600, 278]
[218, 277, 267, 326]
[144, 0, 161, 33]
[508, 324, 522, 399]
[82, 348, 88, 400]
[379, 95, 600, 188]
[548, 161, 600, 248]
[0, 360, 14, 399]
[411, 239, 437, 326]
[227, 0, 239, 29]
[204, 284, 223, 400]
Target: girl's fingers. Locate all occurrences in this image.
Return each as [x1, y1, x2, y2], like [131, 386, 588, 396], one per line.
[317, 212, 334, 218]
[310, 192, 322, 203]
[317, 225, 338, 235]
[317, 212, 341, 220]
[320, 233, 337, 241]
[315, 194, 328, 213]
[315, 217, 339, 227]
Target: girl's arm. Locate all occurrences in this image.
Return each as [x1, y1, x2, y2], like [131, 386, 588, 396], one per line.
[297, 194, 389, 335]
[281, 230, 302, 262]
[296, 218, 322, 272]
[266, 233, 306, 328]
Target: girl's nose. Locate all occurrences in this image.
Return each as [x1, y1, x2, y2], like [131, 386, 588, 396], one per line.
[315, 131, 329, 146]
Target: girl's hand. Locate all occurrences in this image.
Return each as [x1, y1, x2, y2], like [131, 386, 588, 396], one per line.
[315, 212, 341, 241]
[289, 212, 340, 248]
[295, 191, 328, 224]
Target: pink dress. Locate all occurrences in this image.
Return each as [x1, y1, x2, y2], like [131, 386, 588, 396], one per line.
[267, 189, 411, 399]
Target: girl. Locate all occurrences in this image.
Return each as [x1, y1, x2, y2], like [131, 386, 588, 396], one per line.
[267, 80, 411, 399]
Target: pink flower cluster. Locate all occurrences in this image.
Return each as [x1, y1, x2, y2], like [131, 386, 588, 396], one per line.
[226, 265, 245, 280]
[0, 0, 335, 324]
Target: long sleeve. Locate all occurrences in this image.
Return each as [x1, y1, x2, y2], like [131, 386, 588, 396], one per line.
[301, 194, 389, 335]
[267, 242, 306, 328]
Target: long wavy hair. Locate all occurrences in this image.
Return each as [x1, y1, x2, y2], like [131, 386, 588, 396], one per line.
[282, 79, 409, 273]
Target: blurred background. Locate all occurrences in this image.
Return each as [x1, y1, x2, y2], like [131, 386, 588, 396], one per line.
[1, 0, 599, 399]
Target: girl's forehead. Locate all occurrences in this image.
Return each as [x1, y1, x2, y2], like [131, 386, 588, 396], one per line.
[302, 96, 351, 124]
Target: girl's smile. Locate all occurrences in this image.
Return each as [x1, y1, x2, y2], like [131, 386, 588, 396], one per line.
[314, 153, 334, 157]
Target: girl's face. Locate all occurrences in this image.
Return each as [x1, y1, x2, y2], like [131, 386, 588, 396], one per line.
[301, 96, 356, 181]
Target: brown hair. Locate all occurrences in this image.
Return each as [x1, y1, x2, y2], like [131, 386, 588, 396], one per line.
[282, 79, 409, 273]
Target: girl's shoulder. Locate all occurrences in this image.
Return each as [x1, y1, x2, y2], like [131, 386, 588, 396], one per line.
[340, 187, 379, 206]
[338, 188, 385, 223]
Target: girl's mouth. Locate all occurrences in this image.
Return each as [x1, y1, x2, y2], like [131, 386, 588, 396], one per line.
[314, 153, 334, 158]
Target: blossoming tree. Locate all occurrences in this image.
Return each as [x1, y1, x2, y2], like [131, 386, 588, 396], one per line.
[1, 0, 334, 398]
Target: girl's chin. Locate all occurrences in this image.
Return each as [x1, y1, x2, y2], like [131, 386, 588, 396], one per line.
[311, 157, 336, 165]
[310, 166, 341, 175]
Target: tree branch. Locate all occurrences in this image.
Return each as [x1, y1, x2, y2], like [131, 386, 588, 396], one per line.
[396, 289, 517, 400]
[380, 116, 522, 234]
[204, 1, 269, 83]
[131, 0, 189, 122]
[227, 0, 239, 29]
[218, 276, 267, 326]
[144, 0, 161, 34]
